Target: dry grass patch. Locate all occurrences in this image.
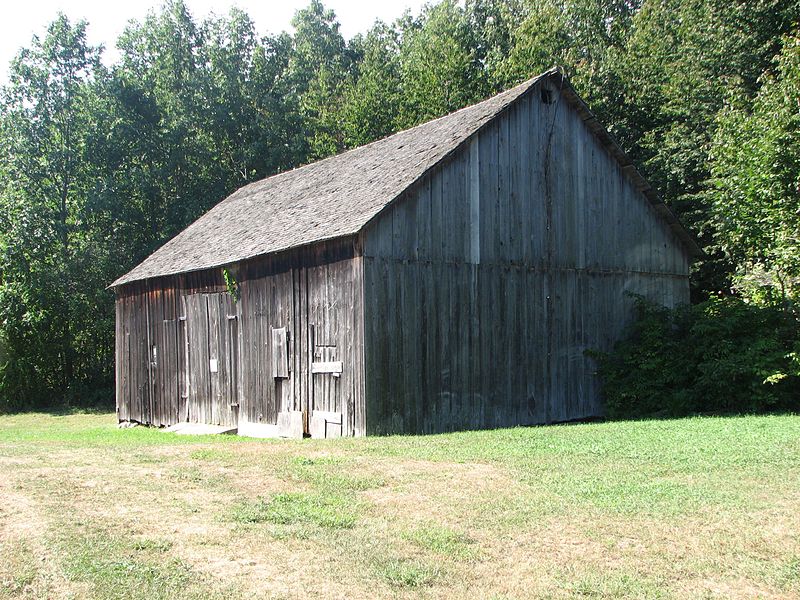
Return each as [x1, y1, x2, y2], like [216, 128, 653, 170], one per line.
[0, 539, 47, 599]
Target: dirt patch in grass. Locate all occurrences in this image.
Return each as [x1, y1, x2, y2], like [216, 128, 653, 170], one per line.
[0, 481, 41, 539]
[363, 458, 527, 523]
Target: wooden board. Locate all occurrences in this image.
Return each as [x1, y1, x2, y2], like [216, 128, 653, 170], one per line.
[184, 292, 239, 427]
[271, 327, 288, 378]
[309, 411, 343, 439]
[311, 361, 343, 374]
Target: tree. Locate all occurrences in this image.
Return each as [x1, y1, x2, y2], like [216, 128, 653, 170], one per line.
[710, 35, 800, 305]
[495, 0, 638, 95]
[397, 0, 487, 129]
[339, 23, 402, 148]
[610, 0, 800, 298]
[466, 0, 525, 92]
[0, 14, 107, 408]
[287, 0, 353, 159]
[113, 0, 216, 241]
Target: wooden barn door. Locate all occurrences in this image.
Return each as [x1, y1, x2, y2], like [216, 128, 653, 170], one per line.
[185, 293, 240, 427]
[305, 266, 344, 438]
[308, 324, 343, 437]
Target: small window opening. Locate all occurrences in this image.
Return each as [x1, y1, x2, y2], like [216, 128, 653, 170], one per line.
[541, 88, 555, 104]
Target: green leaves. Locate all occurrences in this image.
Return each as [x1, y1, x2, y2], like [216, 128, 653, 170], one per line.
[595, 296, 800, 419]
[0, 14, 107, 410]
[710, 35, 800, 304]
[339, 24, 402, 148]
[606, 0, 800, 297]
[288, 0, 353, 159]
[396, 0, 487, 129]
[1, 0, 799, 410]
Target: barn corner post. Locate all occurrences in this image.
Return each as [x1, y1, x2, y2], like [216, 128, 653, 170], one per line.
[113, 285, 124, 424]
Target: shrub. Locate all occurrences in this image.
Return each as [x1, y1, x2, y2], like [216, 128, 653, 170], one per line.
[593, 295, 800, 418]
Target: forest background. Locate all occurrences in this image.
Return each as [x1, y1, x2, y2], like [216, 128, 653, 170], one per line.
[1, 0, 798, 412]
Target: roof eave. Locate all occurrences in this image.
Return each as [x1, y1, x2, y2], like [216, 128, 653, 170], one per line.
[107, 231, 362, 290]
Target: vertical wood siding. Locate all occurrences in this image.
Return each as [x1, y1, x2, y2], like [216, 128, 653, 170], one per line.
[362, 81, 691, 434]
[115, 269, 223, 427]
[114, 239, 366, 436]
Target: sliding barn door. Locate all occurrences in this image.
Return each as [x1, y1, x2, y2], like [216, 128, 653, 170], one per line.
[185, 293, 240, 426]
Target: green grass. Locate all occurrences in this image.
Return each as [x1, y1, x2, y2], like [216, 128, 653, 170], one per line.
[775, 555, 800, 589]
[402, 525, 476, 560]
[1, 410, 798, 598]
[0, 411, 244, 448]
[169, 465, 229, 487]
[556, 568, 668, 599]
[229, 491, 359, 529]
[348, 414, 800, 517]
[284, 455, 386, 492]
[189, 448, 238, 463]
[371, 557, 442, 588]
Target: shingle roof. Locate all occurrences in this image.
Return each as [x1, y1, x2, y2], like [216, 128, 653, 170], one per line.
[111, 68, 700, 288]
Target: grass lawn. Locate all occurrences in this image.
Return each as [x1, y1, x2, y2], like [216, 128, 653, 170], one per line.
[0, 412, 799, 599]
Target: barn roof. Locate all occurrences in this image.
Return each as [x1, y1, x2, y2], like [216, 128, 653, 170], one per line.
[111, 68, 700, 288]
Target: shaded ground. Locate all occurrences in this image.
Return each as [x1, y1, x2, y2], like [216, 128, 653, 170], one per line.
[0, 412, 799, 599]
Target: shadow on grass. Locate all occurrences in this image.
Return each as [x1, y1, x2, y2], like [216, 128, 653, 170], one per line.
[599, 407, 799, 424]
[1, 403, 115, 417]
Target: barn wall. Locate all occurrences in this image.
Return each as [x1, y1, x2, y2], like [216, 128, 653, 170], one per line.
[362, 81, 691, 434]
[115, 270, 224, 427]
[235, 241, 365, 437]
[115, 238, 366, 436]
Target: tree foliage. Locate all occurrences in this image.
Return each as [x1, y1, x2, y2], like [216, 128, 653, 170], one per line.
[710, 35, 800, 305]
[339, 23, 402, 148]
[397, 0, 487, 129]
[609, 0, 800, 297]
[288, 0, 353, 159]
[0, 0, 799, 411]
[0, 15, 109, 409]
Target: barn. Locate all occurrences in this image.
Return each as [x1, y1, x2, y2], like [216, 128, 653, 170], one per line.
[110, 68, 700, 438]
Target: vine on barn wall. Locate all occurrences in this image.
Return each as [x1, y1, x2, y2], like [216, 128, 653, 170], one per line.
[222, 268, 240, 302]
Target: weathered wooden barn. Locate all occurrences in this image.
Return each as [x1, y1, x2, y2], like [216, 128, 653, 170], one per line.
[111, 68, 700, 438]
